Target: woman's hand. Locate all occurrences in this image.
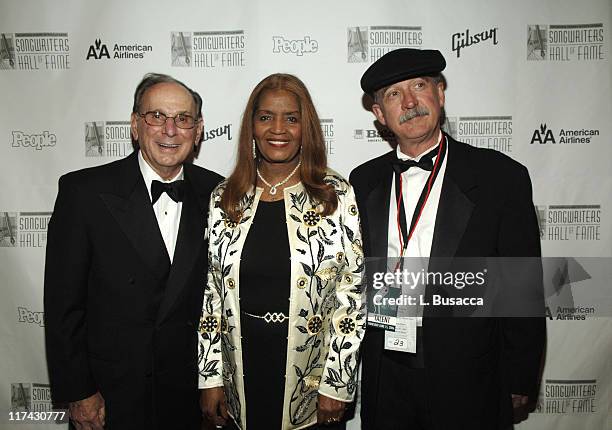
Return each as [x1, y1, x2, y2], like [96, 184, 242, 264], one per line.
[200, 387, 229, 427]
[317, 394, 346, 425]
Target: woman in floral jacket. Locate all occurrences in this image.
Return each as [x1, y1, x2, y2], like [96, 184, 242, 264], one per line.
[198, 74, 365, 430]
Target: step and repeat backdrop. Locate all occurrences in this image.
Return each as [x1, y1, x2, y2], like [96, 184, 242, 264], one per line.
[0, 0, 610, 428]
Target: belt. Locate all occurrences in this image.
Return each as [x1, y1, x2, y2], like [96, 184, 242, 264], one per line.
[242, 311, 288, 324]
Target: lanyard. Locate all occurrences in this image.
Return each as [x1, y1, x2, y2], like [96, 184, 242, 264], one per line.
[394, 136, 446, 260]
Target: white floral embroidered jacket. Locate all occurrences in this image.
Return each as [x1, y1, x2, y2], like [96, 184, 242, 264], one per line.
[198, 171, 365, 430]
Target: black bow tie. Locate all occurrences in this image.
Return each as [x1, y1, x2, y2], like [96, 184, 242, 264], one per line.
[151, 179, 184, 204]
[391, 146, 438, 173]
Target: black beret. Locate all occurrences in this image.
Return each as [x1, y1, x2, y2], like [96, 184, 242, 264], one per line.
[360, 48, 446, 96]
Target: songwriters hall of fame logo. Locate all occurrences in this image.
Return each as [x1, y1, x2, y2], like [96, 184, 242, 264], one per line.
[527, 24, 604, 61]
[11, 383, 53, 412]
[535, 380, 598, 415]
[0, 212, 51, 247]
[320, 118, 335, 155]
[347, 26, 423, 63]
[1, 32, 69, 70]
[445, 116, 512, 153]
[171, 31, 245, 68]
[536, 205, 601, 241]
[85, 121, 133, 158]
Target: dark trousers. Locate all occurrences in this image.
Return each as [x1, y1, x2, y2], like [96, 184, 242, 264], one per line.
[362, 351, 516, 430]
[362, 350, 433, 430]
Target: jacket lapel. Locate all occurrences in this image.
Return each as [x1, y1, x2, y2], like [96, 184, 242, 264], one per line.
[365, 154, 394, 260]
[156, 165, 207, 323]
[99, 152, 171, 282]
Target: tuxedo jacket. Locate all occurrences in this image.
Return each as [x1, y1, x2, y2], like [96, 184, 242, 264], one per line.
[44, 151, 222, 429]
[350, 135, 545, 429]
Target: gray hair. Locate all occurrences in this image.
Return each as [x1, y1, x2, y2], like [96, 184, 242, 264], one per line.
[132, 73, 203, 118]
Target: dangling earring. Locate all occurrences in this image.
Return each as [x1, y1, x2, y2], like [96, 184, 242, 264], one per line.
[252, 138, 257, 159]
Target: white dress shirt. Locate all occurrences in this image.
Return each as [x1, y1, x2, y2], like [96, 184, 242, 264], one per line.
[387, 132, 448, 259]
[386, 133, 448, 331]
[138, 151, 183, 263]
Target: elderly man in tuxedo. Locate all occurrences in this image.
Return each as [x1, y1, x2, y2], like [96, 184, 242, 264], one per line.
[44, 73, 222, 429]
[350, 49, 545, 429]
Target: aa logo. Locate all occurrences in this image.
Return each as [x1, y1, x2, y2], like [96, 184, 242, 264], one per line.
[86, 39, 110, 60]
[531, 123, 556, 144]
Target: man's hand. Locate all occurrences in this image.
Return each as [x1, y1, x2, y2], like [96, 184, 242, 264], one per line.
[511, 393, 529, 409]
[200, 387, 229, 427]
[69, 391, 105, 430]
[317, 394, 346, 426]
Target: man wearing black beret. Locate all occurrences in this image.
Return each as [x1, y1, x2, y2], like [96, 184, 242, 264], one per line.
[350, 48, 545, 429]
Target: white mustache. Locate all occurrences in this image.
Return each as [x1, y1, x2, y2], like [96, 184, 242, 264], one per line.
[399, 107, 430, 124]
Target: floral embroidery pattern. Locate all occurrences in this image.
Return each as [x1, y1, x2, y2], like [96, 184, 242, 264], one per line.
[306, 315, 323, 335]
[302, 209, 321, 227]
[287, 174, 365, 425]
[199, 316, 219, 333]
[338, 317, 356, 335]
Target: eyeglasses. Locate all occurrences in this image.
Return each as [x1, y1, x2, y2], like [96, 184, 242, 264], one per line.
[138, 111, 198, 129]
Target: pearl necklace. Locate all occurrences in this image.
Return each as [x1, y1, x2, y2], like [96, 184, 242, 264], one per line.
[256, 161, 301, 195]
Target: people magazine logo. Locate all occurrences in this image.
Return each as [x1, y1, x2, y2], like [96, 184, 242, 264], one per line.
[17, 307, 45, 327]
[11, 130, 57, 150]
[86, 38, 153, 61]
[85, 121, 133, 158]
[527, 24, 604, 61]
[535, 380, 598, 414]
[272, 36, 318, 56]
[347, 26, 423, 63]
[320, 119, 335, 155]
[171, 31, 245, 68]
[451, 27, 498, 58]
[536, 205, 601, 241]
[0, 212, 51, 248]
[530, 124, 599, 145]
[0, 32, 69, 70]
[444, 116, 512, 153]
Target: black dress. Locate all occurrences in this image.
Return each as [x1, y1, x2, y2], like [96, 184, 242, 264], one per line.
[240, 199, 290, 429]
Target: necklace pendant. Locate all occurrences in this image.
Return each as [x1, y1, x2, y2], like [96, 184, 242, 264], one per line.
[269, 186, 277, 195]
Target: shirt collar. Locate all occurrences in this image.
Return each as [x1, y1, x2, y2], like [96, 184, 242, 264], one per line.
[396, 131, 443, 161]
[138, 150, 184, 201]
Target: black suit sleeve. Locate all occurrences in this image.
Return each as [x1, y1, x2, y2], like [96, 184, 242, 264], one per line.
[497, 165, 545, 399]
[44, 175, 97, 403]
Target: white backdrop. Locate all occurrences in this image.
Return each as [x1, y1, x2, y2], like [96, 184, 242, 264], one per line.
[1, 0, 610, 428]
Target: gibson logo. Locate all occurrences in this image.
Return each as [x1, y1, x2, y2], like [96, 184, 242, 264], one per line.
[452, 27, 498, 58]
